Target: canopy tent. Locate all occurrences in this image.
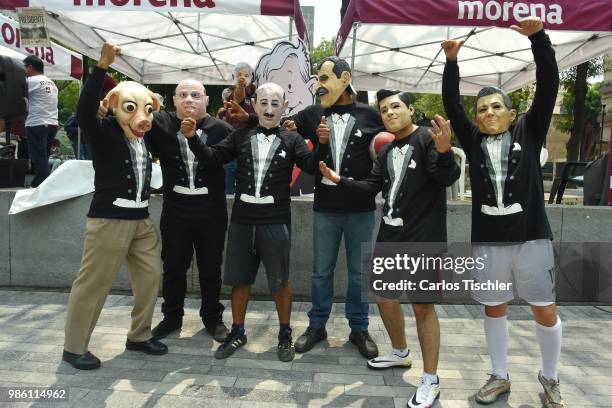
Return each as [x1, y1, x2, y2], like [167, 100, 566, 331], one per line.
[0, 0, 307, 84]
[0, 13, 82, 80]
[336, 0, 612, 95]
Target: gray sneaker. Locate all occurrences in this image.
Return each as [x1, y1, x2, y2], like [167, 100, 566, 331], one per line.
[538, 371, 566, 408]
[475, 373, 511, 404]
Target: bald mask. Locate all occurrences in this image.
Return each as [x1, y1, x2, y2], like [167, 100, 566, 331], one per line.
[315, 60, 351, 108]
[174, 80, 208, 121]
[106, 81, 160, 140]
[379, 95, 414, 134]
[254, 83, 288, 129]
[475, 93, 517, 135]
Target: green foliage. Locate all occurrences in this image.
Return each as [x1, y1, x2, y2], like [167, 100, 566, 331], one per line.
[56, 80, 80, 124]
[310, 37, 336, 71]
[555, 81, 603, 134]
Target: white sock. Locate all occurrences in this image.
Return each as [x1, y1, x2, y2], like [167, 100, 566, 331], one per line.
[536, 316, 562, 381]
[484, 315, 509, 380]
[422, 372, 438, 385]
[392, 347, 410, 357]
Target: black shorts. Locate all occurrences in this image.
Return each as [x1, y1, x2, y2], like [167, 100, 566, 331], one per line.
[224, 223, 291, 293]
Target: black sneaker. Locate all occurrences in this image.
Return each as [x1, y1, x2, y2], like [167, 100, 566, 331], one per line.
[214, 329, 247, 359]
[294, 327, 327, 353]
[151, 318, 182, 340]
[349, 331, 378, 359]
[277, 329, 295, 362]
[206, 322, 230, 343]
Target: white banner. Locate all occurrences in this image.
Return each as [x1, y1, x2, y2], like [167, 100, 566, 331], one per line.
[0, 14, 82, 79]
[8, 0, 263, 14]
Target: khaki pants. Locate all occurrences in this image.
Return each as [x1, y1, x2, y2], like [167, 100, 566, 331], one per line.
[64, 218, 162, 354]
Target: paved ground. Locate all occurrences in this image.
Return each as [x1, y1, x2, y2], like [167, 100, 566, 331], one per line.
[0, 289, 611, 407]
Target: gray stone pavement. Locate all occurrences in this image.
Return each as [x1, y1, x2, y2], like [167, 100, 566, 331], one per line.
[0, 289, 611, 407]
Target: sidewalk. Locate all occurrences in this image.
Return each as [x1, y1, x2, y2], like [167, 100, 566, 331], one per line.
[0, 289, 611, 407]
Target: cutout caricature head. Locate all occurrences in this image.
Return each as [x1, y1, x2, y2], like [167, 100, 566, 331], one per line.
[315, 57, 355, 108]
[376, 89, 415, 135]
[254, 83, 288, 129]
[106, 82, 160, 140]
[475, 86, 517, 135]
[255, 40, 316, 116]
[174, 79, 208, 121]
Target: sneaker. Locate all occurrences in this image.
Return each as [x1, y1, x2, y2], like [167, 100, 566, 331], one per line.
[206, 322, 229, 343]
[475, 373, 511, 404]
[214, 329, 247, 359]
[277, 330, 295, 362]
[349, 331, 379, 359]
[151, 318, 182, 340]
[407, 377, 440, 408]
[294, 327, 327, 353]
[367, 350, 412, 370]
[538, 371, 566, 408]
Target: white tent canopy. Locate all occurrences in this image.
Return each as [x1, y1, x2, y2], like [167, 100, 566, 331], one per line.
[1, 0, 307, 84]
[336, 0, 612, 95]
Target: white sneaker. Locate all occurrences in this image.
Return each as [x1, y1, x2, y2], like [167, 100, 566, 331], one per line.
[367, 351, 412, 370]
[407, 377, 440, 408]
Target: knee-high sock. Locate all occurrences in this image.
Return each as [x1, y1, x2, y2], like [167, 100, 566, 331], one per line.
[484, 315, 509, 379]
[536, 316, 562, 381]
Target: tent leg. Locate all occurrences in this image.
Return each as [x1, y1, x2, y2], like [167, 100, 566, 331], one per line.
[350, 24, 358, 71]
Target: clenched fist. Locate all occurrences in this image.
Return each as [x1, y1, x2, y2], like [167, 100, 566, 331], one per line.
[316, 116, 329, 145]
[180, 117, 197, 138]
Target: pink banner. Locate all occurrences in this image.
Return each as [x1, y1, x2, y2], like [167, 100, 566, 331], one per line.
[337, 0, 612, 55]
[0, 14, 82, 79]
[0, 0, 300, 16]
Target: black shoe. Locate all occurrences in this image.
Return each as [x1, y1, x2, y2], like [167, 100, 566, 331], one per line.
[151, 318, 182, 340]
[62, 350, 101, 370]
[126, 339, 168, 355]
[277, 329, 295, 362]
[214, 328, 247, 359]
[206, 322, 229, 343]
[349, 331, 378, 359]
[294, 327, 327, 353]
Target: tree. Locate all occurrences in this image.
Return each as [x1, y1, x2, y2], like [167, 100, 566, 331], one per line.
[555, 57, 606, 161]
[310, 37, 335, 71]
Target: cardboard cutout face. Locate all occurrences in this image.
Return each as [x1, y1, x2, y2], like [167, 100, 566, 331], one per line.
[106, 81, 160, 140]
[379, 94, 414, 133]
[174, 80, 208, 121]
[255, 40, 316, 116]
[475, 93, 517, 135]
[254, 83, 288, 129]
[315, 60, 351, 108]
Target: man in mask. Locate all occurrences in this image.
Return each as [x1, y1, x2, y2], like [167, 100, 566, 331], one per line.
[145, 80, 234, 343]
[182, 82, 325, 362]
[224, 57, 385, 359]
[320, 90, 459, 408]
[442, 17, 564, 407]
[290, 57, 385, 359]
[63, 43, 166, 370]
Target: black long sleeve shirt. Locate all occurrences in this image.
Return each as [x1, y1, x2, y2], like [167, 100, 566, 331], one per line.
[77, 67, 152, 220]
[442, 29, 559, 243]
[290, 102, 386, 213]
[339, 127, 460, 242]
[146, 112, 233, 220]
[187, 126, 324, 225]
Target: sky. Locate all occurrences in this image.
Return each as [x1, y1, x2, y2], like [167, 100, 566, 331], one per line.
[300, 0, 343, 46]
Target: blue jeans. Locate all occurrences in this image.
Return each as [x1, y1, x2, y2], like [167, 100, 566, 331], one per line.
[308, 210, 375, 332]
[26, 125, 57, 187]
[224, 159, 237, 194]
